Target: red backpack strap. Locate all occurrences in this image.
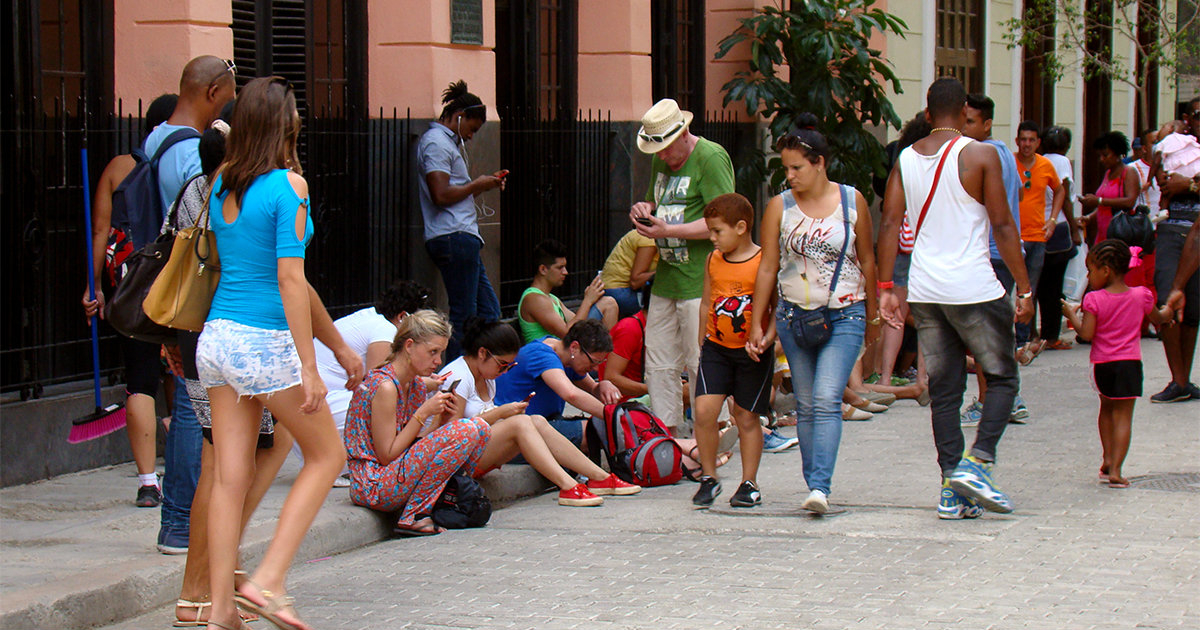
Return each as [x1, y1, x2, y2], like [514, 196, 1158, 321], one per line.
[911, 135, 962, 243]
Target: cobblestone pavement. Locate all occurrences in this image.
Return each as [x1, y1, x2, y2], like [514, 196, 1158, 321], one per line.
[103, 340, 1199, 630]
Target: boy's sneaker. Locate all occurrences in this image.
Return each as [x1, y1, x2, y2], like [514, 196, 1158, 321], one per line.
[135, 484, 162, 508]
[1151, 382, 1192, 403]
[692, 476, 722, 507]
[960, 398, 983, 427]
[156, 527, 189, 555]
[586, 475, 642, 496]
[938, 480, 984, 520]
[763, 429, 798, 453]
[1009, 395, 1029, 424]
[558, 483, 604, 507]
[801, 489, 828, 514]
[948, 456, 1013, 513]
[729, 480, 762, 507]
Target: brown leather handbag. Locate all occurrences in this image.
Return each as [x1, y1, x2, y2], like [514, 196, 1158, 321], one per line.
[143, 189, 220, 332]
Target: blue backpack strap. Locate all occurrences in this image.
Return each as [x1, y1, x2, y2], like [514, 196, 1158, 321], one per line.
[145, 127, 202, 167]
[828, 184, 851, 299]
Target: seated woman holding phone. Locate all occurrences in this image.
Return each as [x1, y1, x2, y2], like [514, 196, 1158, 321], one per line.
[438, 319, 641, 506]
[343, 310, 490, 536]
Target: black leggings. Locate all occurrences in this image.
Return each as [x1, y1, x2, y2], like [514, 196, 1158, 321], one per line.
[1038, 248, 1075, 342]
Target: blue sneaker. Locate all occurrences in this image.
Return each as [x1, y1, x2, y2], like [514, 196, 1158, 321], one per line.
[938, 480, 984, 519]
[960, 398, 983, 427]
[948, 456, 1013, 514]
[156, 526, 189, 555]
[1010, 395, 1029, 424]
[763, 429, 798, 453]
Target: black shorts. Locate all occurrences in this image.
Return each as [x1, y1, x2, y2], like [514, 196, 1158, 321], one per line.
[121, 336, 162, 397]
[1093, 360, 1142, 399]
[696, 340, 774, 415]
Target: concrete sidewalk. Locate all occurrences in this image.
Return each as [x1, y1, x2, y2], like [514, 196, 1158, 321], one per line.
[0, 455, 552, 630]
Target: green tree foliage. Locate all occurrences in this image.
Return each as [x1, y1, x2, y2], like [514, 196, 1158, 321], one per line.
[715, 0, 907, 199]
[1004, 0, 1199, 131]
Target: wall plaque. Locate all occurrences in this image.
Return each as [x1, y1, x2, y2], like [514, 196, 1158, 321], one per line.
[451, 0, 484, 46]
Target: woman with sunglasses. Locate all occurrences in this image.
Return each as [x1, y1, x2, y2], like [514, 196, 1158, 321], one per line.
[343, 310, 490, 535]
[438, 319, 641, 506]
[197, 77, 344, 630]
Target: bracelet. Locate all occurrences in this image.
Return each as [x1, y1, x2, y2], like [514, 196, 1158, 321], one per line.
[877, 280, 894, 290]
[1017, 290, 1033, 300]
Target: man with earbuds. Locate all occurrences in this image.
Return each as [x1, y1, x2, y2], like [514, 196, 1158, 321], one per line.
[418, 80, 507, 360]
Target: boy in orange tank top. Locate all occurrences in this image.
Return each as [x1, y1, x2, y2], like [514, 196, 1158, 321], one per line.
[691, 193, 779, 508]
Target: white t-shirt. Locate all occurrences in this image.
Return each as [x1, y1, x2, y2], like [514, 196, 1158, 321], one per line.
[1044, 153, 1073, 224]
[1130, 159, 1161, 213]
[315, 307, 397, 425]
[437, 356, 495, 420]
[899, 138, 1004, 305]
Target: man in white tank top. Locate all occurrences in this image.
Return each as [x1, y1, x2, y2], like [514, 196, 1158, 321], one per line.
[876, 78, 1034, 518]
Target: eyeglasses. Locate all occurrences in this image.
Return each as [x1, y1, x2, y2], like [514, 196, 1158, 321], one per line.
[485, 350, 515, 374]
[638, 120, 685, 144]
[580, 346, 602, 368]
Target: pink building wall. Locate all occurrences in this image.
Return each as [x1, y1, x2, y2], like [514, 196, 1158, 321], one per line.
[112, 0, 233, 106]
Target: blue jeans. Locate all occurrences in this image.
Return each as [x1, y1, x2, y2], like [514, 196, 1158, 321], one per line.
[426, 232, 501, 359]
[910, 297, 1019, 476]
[777, 300, 866, 495]
[604, 287, 643, 319]
[1014, 241, 1045, 344]
[160, 375, 202, 539]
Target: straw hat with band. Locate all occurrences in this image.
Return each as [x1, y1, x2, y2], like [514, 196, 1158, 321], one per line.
[637, 99, 694, 154]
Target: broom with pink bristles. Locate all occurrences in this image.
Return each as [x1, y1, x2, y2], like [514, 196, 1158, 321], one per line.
[68, 145, 127, 443]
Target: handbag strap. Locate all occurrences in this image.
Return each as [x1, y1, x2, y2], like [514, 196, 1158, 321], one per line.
[829, 184, 852, 299]
[911, 135, 962, 243]
[164, 173, 204, 233]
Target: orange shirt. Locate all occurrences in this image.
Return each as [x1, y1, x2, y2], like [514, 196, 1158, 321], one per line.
[705, 249, 763, 349]
[1015, 153, 1061, 243]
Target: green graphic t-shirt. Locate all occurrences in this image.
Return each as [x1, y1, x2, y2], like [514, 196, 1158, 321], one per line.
[644, 137, 735, 300]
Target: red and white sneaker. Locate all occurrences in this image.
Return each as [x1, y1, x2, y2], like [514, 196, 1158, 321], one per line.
[586, 475, 642, 496]
[558, 483, 604, 506]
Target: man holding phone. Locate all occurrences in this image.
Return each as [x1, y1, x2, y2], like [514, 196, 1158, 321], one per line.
[628, 99, 734, 436]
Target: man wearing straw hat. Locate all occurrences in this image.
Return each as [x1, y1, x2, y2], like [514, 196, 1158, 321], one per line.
[629, 99, 735, 436]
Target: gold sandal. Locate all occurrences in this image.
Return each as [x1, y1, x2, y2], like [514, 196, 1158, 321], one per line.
[235, 578, 311, 630]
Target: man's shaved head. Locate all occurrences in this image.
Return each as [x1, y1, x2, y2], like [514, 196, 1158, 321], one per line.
[180, 55, 234, 96]
[173, 55, 237, 129]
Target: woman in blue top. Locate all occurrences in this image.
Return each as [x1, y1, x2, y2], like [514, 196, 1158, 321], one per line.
[195, 77, 343, 630]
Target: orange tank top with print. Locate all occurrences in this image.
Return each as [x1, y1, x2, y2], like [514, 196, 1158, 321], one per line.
[705, 249, 763, 349]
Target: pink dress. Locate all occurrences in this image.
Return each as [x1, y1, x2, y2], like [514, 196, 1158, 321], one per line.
[344, 364, 490, 526]
[1081, 286, 1154, 364]
[1092, 168, 1126, 243]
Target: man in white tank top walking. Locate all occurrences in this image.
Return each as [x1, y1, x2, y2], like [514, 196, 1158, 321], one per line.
[876, 78, 1034, 518]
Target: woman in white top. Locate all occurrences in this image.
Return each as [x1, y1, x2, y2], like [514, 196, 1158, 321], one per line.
[747, 115, 878, 514]
[438, 319, 641, 506]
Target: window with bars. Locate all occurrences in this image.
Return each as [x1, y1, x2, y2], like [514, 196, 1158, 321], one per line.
[935, 0, 985, 94]
[496, 0, 577, 119]
[651, 0, 705, 113]
[9, 0, 112, 116]
[230, 0, 364, 119]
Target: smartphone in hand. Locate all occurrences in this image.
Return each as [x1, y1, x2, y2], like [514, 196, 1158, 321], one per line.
[636, 217, 654, 227]
[498, 169, 510, 178]
[522, 392, 537, 403]
[442, 379, 462, 394]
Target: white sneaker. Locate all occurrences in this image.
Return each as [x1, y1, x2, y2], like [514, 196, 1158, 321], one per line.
[802, 489, 829, 514]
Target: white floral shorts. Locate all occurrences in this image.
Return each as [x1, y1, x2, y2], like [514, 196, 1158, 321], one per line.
[197, 319, 302, 397]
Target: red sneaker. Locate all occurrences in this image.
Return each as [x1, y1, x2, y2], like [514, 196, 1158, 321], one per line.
[586, 474, 642, 496]
[558, 483, 603, 506]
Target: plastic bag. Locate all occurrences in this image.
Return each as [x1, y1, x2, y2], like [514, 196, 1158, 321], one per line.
[1062, 243, 1089, 303]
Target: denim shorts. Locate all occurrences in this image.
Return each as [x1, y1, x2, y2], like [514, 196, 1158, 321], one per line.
[197, 319, 302, 396]
[894, 253, 911, 288]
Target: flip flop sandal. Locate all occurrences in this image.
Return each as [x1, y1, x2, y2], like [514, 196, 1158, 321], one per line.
[393, 516, 444, 537]
[1108, 480, 1131, 489]
[717, 426, 740, 453]
[234, 579, 311, 630]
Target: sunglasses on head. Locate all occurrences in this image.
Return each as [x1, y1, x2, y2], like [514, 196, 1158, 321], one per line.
[1023, 170, 1032, 188]
[638, 121, 684, 144]
[207, 59, 237, 88]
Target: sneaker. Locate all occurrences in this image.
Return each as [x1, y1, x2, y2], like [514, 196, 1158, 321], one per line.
[763, 429, 798, 452]
[135, 484, 162, 508]
[960, 398, 983, 427]
[801, 489, 828, 514]
[1151, 382, 1192, 403]
[558, 483, 604, 507]
[1009, 395, 1029, 424]
[948, 456, 1013, 514]
[938, 480, 984, 520]
[156, 527, 189, 555]
[729, 480, 762, 507]
[586, 475, 642, 496]
[692, 475, 722, 507]
[1189, 383, 1200, 400]
[332, 472, 352, 488]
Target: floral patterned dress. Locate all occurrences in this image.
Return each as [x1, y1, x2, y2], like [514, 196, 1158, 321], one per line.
[344, 363, 490, 526]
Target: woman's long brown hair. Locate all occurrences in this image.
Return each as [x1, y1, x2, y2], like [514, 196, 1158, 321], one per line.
[216, 76, 301, 206]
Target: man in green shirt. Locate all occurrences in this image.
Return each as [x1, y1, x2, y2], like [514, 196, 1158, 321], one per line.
[629, 99, 735, 436]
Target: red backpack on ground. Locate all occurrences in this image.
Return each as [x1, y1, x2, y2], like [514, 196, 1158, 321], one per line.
[588, 402, 683, 486]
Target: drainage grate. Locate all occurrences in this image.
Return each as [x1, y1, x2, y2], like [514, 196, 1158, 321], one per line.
[1129, 472, 1200, 493]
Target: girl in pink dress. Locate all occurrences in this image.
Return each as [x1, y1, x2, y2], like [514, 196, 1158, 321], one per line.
[344, 310, 490, 535]
[1062, 240, 1172, 488]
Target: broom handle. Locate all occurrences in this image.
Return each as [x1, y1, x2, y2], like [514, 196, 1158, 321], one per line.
[81, 147, 102, 409]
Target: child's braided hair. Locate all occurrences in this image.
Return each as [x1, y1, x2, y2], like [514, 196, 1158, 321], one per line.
[1089, 239, 1132, 275]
